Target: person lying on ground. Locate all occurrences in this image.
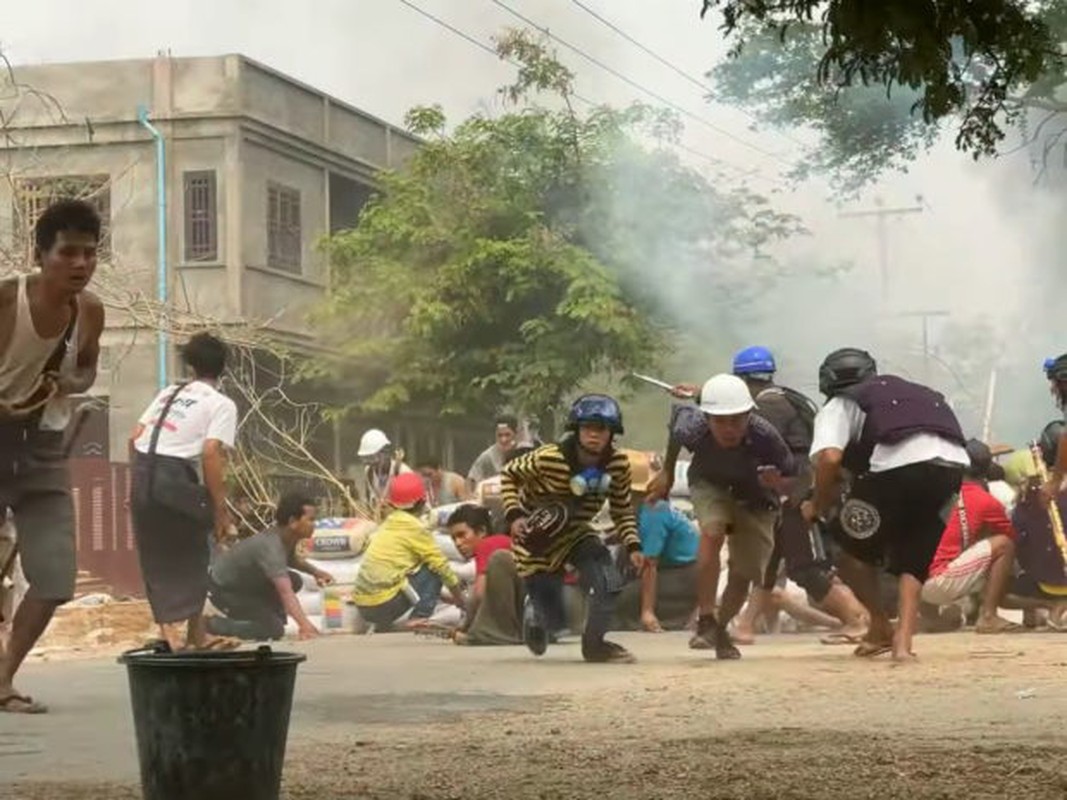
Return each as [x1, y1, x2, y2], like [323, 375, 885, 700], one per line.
[207, 492, 334, 641]
[447, 504, 523, 645]
[920, 439, 1021, 634]
[353, 473, 465, 631]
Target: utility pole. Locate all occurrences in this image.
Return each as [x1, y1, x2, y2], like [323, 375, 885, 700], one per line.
[896, 309, 950, 382]
[839, 196, 924, 303]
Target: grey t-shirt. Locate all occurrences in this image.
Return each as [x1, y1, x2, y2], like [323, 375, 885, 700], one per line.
[210, 526, 292, 593]
[467, 445, 506, 483]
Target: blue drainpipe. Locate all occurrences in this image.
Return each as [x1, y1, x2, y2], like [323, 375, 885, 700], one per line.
[136, 104, 168, 391]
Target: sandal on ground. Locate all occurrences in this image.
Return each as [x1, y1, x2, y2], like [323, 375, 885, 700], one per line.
[0, 692, 47, 714]
[975, 618, 1025, 635]
[853, 640, 893, 658]
[820, 631, 866, 645]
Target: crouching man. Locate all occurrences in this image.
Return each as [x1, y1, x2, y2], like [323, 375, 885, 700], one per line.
[921, 439, 1021, 633]
[803, 348, 968, 662]
[502, 394, 643, 664]
[208, 493, 335, 641]
[353, 473, 466, 630]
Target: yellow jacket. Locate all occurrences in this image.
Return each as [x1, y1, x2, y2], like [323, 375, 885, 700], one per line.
[352, 509, 459, 607]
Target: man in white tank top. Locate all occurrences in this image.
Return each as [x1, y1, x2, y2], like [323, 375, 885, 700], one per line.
[0, 199, 106, 714]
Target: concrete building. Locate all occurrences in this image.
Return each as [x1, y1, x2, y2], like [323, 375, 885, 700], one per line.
[0, 53, 432, 465]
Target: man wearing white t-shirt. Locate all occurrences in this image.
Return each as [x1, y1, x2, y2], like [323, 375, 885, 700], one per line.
[801, 348, 967, 663]
[129, 333, 239, 652]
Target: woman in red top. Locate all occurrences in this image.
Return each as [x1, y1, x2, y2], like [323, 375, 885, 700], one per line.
[921, 440, 1020, 633]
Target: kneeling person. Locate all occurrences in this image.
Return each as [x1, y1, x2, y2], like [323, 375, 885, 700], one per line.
[353, 473, 466, 629]
[502, 394, 643, 664]
[922, 439, 1019, 633]
[208, 493, 334, 641]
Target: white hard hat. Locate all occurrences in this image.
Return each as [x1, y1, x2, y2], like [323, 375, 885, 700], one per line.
[698, 374, 756, 416]
[357, 428, 391, 457]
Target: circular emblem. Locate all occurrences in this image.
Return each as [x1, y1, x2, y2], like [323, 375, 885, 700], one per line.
[839, 498, 881, 540]
[526, 503, 570, 539]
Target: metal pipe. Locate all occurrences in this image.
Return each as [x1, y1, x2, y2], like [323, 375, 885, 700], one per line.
[136, 104, 168, 391]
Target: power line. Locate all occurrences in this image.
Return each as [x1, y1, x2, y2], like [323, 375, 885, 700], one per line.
[393, 0, 785, 185]
[489, 0, 795, 168]
[567, 0, 807, 149]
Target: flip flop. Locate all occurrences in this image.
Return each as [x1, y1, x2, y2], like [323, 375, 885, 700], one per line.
[853, 641, 893, 658]
[820, 632, 866, 645]
[975, 620, 1025, 635]
[0, 693, 48, 714]
[197, 636, 242, 652]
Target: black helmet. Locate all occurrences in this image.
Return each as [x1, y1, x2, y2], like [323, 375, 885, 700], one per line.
[1039, 420, 1065, 467]
[1049, 354, 1067, 383]
[818, 348, 877, 397]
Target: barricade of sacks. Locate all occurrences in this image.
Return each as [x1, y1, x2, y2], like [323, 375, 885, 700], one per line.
[288, 510, 478, 635]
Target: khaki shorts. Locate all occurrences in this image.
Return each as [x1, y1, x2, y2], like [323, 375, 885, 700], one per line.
[690, 480, 778, 582]
[0, 431, 77, 602]
[921, 539, 992, 606]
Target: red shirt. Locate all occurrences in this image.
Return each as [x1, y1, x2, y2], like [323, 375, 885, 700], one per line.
[474, 535, 512, 576]
[927, 481, 1015, 578]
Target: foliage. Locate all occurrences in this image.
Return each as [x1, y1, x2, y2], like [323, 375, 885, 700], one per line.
[702, 0, 1067, 191]
[313, 30, 800, 419]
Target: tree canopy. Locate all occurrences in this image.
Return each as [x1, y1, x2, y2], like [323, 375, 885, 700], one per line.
[312, 30, 799, 419]
[701, 0, 1066, 191]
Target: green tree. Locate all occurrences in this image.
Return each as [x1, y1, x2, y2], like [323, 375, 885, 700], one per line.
[313, 30, 798, 419]
[702, 0, 1066, 191]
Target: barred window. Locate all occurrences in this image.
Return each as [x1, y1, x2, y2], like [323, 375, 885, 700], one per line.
[267, 182, 301, 273]
[183, 171, 218, 262]
[13, 175, 111, 262]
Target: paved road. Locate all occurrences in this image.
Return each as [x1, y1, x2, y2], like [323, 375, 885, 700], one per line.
[5, 630, 1067, 795]
[1, 632, 643, 784]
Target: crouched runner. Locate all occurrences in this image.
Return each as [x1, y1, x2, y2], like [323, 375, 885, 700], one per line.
[501, 394, 643, 663]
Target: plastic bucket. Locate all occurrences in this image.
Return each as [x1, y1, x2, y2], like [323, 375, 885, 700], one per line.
[119, 644, 306, 800]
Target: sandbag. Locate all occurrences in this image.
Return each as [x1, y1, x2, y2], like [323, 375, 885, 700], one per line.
[308, 518, 376, 560]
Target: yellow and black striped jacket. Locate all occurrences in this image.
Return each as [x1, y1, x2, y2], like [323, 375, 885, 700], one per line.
[500, 442, 639, 576]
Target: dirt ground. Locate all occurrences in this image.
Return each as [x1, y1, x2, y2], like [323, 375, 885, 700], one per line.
[7, 631, 1067, 799]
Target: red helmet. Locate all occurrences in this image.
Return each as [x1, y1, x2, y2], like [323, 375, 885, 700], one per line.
[388, 472, 426, 509]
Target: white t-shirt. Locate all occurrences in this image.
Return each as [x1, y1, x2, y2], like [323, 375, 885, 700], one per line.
[133, 380, 238, 460]
[809, 395, 969, 473]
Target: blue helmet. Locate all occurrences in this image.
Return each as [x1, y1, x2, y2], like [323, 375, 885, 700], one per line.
[568, 394, 624, 435]
[1045, 357, 1056, 376]
[732, 346, 776, 376]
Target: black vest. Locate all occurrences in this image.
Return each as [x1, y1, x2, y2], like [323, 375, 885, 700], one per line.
[839, 375, 965, 474]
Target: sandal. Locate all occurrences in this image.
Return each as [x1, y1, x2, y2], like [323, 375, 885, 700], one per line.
[0, 692, 48, 714]
[820, 632, 866, 646]
[853, 641, 893, 658]
[975, 618, 1025, 635]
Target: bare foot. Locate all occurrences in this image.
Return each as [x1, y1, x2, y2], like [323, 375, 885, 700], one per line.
[641, 615, 664, 633]
[890, 651, 918, 666]
[731, 628, 756, 646]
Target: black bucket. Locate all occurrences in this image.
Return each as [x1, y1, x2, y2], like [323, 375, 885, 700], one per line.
[118, 643, 306, 800]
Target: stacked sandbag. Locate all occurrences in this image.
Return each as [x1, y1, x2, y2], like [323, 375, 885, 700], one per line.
[306, 517, 376, 560]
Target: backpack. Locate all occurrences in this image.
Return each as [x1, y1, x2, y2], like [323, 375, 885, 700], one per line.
[756, 385, 818, 453]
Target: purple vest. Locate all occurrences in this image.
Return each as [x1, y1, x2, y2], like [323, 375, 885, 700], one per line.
[839, 375, 965, 474]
